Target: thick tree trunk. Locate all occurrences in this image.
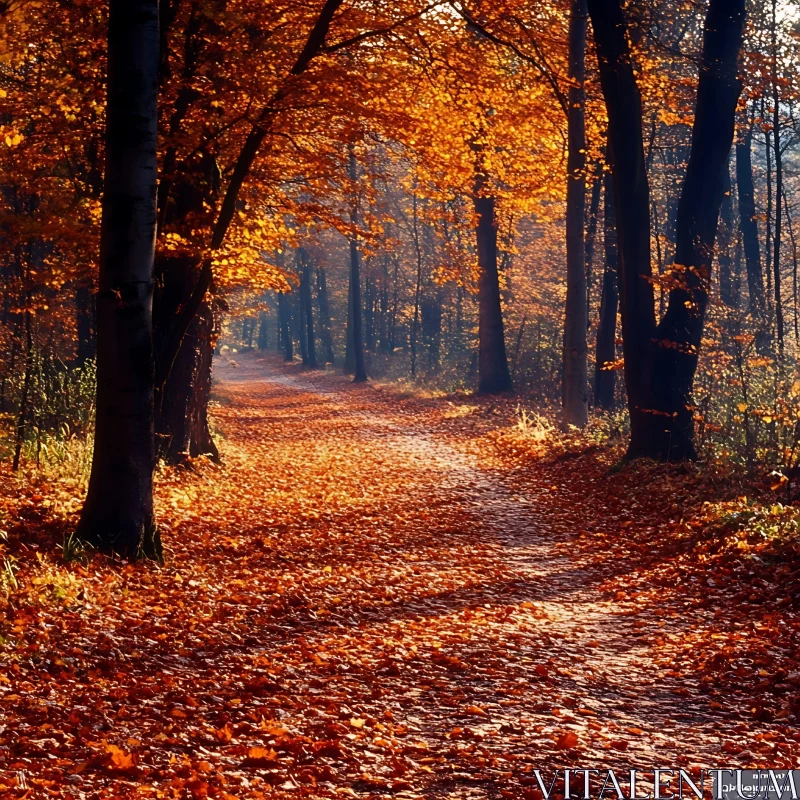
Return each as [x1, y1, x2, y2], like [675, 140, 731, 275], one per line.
[153, 255, 219, 464]
[347, 149, 368, 383]
[587, 0, 656, 450]
[78, 0, 160, 558]
[640, 0, 746, 460]
[563, 0, 589, 427]
[595, 171, 618, 411]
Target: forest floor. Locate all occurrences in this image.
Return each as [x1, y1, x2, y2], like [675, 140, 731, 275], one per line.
[2, 352, 800, 799]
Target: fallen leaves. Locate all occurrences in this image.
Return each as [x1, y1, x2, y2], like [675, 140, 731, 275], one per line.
[1, 354, 799, 798]
[555, 731, 579, 750]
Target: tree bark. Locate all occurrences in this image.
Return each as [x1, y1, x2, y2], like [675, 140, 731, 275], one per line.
[473, 151, 512, 394]
[78, 0, 160, 558]
[563, 0, 589, 427]
[595, 171, 618, 411]
[153, 255, 219, 464]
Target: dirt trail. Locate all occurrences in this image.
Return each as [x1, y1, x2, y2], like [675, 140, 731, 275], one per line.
[1, 353, 794, 799]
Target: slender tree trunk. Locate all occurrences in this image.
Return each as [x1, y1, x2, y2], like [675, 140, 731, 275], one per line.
[390, 254, 400, 352]
[75, 283, 96, 365]
[765, 100, 774, 321]
[257, 312, 268, 350]
[718, 160, 737, 307]
[299, 248, 317, 368]
[585, 162, 603, 328]
[736, 128, 768, 326]
[473, 147, 512, 394]
[12, 308, 32, 472]
[364, 270, 376, 352]
[563, 0, 589, 427]
[278, 293, 293, 362]
[783, 189, 800, 341]
[316, 266, 335, 363]
[347, 148, 367, 383]
[78, 0, 160, 558]
[410, 192, 423, 377]
[379, 257, 391, 354]
[771, 0, 784, 353]
[297, 288, 308, 365]
[595, 171, 618, 411]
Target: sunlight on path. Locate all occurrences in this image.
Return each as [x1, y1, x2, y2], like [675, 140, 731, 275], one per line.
[208, 355, 769, 791]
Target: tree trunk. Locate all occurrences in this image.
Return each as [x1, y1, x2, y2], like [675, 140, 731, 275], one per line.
[316, 266, 335, 363]
[595, 171, 618, 411]
[257, 312, 268, 350]
[347, 148, 368, 383]
[563, 0, 589, 427]
[473, 154, 512, 394]
[379, 257, 392, 354]
[587, 0, 656, 449]
[736, 128, 768, 325]
[640, 0, 746, 460]
[717, 160, 737, 307]
[410, 192, 423, 377]
[299, 248, 317, 368]
[585, 162, 603, 328]
[278, 292, 293, 362]
[75, 283, 96, 366]
[78, 0, 160, 558]
[771, 0, 784, 353]
[12, 308, 32, 472]
[153, 255, 219, 464]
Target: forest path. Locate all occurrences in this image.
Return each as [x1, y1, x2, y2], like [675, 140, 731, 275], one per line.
[201, 354, 775, 790]
[3, 352, 792, 800]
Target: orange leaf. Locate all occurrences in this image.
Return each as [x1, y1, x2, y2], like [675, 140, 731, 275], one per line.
[555, 731, 579, 750]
